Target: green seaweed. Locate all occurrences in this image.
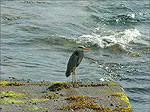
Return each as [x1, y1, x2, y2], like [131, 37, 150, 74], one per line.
[47, 81, 69, 83]
[0, 80, 11, 85]
[0, 91, 49, 104]
[0, 98, 26, 104]
[0, 80, 24, 86]
[108, 81, 118, 86]
[0, 98, 49, 104]
[0, 91, 25, 98]
[0, 80, 69, 85]
[111, 92, 131, 108]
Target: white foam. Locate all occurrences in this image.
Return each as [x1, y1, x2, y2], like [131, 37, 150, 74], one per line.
[127, 13, 135, 18]
[99, 78, 105, 81]
[72, 28, 141, 49]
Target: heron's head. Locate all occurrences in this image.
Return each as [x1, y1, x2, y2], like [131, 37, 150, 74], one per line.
[78, 46, 91, 50]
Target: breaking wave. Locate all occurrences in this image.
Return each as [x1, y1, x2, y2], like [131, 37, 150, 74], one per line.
[67, 28, 141, 49]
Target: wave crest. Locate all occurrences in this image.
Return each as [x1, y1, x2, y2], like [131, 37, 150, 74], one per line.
[72, 28, 141, 49]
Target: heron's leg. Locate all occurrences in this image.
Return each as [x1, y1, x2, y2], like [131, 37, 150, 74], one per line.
[72, 71, 74, 85]
[72, 69, 77, 84]
[74, 69, 77, 83]
[72, 69, 76, 85]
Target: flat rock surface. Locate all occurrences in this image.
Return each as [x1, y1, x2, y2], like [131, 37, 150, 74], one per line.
[0, 80, 133, 112]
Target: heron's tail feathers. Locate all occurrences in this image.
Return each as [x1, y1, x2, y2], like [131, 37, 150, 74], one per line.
[66, 71, 71, 77]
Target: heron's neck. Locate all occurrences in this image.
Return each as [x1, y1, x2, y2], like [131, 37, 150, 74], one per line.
[78, 48, 84, 51]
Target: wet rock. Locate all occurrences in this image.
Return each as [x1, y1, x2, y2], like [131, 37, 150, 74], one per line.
[47, 83, 72, 91]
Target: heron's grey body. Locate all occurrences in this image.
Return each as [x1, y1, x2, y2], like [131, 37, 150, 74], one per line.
[66, 49, 84, 77]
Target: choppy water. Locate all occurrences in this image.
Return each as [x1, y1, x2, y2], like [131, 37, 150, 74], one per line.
[1, 0, 150, 111]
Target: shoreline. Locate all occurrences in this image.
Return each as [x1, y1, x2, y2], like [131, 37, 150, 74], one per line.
[0, 80, 133, 112]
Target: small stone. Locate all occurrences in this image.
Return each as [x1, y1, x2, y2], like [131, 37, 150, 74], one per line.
[17, 16, 21, 19]
[136, 53, 140, 56]
[130, 53, 135, 57]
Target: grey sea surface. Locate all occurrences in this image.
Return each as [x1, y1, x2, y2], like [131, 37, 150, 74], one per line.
[1, 0, 150, 112]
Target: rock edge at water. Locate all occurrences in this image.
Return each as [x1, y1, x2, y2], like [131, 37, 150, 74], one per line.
[0, 80, 133, 112]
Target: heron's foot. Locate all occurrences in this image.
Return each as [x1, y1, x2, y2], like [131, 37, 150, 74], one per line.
[72, 81, 81, 87]
[74, 81, 82, 84]
[71, 82, 75, 87]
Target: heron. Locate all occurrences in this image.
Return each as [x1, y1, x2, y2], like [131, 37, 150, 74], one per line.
[65, 46, 91, 85]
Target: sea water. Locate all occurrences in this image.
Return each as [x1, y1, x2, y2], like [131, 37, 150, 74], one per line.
[1, 0, 150, 111]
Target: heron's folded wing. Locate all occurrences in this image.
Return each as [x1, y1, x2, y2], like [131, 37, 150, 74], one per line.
[66, 53, 78, 77]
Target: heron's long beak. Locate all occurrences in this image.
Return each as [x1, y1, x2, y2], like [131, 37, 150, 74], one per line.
[83, 48, 91, 50]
